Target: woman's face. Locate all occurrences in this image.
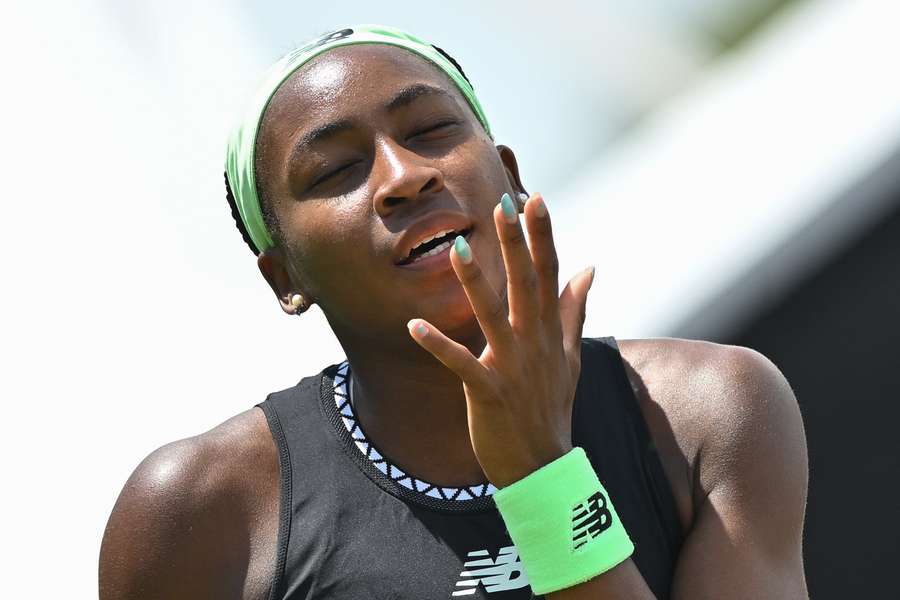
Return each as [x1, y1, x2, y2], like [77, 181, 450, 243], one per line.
[255, 44, 524, 346]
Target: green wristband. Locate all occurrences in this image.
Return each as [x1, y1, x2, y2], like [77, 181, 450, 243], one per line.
[492, 447, 634, 595]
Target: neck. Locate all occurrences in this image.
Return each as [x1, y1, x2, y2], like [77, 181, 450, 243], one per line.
[337, 323, 488, 487]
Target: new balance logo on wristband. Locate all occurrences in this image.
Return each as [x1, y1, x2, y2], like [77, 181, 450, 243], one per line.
[451, 545, 530, 596]
[572, 490, 613, 550]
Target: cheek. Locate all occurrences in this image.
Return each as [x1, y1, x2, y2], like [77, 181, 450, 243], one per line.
[444, 142, 510, 265]
[450, 137, 504, 183]
[280, 200, 373, 297]
[445, 141, 509, 223]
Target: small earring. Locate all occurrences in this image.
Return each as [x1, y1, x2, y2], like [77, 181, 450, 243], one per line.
[516, 192, 528, 211]
[290, 293, 307, 314]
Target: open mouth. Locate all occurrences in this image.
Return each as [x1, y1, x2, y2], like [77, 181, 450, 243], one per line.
[397, 228, 472, 266]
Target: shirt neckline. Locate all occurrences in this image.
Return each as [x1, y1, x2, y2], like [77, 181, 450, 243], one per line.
[321, 361, 498, 513]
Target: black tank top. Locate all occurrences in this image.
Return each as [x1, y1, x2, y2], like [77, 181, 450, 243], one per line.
[258, 337, 683, 599]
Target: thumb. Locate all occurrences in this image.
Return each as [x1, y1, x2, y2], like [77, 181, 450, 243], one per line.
[559, 266, 595, 355]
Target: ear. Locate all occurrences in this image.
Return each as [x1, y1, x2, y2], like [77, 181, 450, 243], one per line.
[496, 144, 527, 199]
[257, 248, 310, 315]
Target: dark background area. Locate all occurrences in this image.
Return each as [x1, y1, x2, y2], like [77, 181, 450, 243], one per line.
[724, 196, 899, 597]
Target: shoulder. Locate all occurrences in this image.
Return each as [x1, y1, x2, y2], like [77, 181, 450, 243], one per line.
[616, 337, 807, 536]
[99, 407, 280, 600]
[616, 337, 802, 450]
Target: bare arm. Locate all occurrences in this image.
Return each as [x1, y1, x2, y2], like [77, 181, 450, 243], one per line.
[99, 409, 278, 600]
[547, 342, 808, 599]
[669, 345, 808, 599]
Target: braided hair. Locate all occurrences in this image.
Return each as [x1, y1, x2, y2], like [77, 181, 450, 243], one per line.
[224, 45, 474, 256]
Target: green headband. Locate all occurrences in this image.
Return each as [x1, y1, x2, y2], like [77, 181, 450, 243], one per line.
[224, 24, 493, 253]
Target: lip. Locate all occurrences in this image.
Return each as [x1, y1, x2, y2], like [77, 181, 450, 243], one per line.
[393, 211, 473, 266]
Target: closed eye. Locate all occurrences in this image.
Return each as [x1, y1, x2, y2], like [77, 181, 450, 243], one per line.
[410, 119, 460, 139]
[311, 161, 358, 188]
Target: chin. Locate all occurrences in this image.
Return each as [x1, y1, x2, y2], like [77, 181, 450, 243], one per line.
[417, 291, 482, 342]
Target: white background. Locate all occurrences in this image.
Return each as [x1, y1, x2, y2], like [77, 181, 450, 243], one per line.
[2, 1, 899, 596]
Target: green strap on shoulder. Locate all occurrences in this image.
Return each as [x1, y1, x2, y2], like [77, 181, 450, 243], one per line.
[224, 24, 492, 254]
[493, 447, 635, 595]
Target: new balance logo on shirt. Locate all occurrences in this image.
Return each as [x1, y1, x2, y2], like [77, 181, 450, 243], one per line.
[451, 545, 529, 596]
[572, 490, 613, 550]
[450, 491, 616, 597]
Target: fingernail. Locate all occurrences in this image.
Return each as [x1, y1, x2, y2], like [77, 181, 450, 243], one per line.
[454, 234, 473, 264]
[408, 319, 429, 337]
[533, 195, 547, 218]
[500, 193, 517, 224]
[586, 266, 596, 290]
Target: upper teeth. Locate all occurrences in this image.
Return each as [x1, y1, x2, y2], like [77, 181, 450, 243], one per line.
[412, 240, 453, 262]
[409, 229, 458, 255]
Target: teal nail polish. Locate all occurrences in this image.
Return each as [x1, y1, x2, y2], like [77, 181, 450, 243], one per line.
[533, 196, 547, 218]
[500, 192, 517, 224]
[454, 235, 472, 264]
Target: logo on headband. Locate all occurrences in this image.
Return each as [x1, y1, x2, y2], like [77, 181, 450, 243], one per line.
[311, 28, 354, 48]
[286, 28, 355, 64]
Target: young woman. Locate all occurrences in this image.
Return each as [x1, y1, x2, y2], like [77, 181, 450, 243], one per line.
[99, 25, 809, 599]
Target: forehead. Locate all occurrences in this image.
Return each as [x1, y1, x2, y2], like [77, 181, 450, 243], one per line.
[261, 44, 468, 133]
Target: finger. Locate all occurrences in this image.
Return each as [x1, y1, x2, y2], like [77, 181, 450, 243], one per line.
[559, 266, 595, 358]
[494, 192, 540, 333]
[522, 193, 563, 341]
[407, 318, 489, 385]
[450, 233, 516, 353]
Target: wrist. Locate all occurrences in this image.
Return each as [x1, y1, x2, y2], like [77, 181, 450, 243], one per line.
[492, 441, 573, 489]
[492, 447, 634, 595]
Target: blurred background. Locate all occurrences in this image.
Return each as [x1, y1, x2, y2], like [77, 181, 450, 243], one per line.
[2, 0, 897, 596]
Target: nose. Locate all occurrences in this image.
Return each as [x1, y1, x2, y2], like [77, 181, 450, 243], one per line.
[371, 137, 444, 217]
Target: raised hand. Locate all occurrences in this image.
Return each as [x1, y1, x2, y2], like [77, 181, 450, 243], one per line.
[407, 192, 595, 488]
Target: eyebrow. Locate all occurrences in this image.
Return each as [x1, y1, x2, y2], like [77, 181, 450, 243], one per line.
[385, 83, 454, 112]
[290, 83, 456, 160]
[292, 119, 355, 156]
